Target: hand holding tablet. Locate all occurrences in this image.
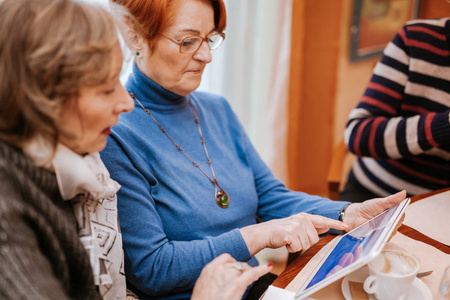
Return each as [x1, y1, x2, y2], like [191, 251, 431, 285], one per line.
[341, 191, 407, 232]
[294, 196, 410, 299]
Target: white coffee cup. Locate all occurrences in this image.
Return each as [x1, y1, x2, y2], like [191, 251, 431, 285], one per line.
[363, 250, 419, 300]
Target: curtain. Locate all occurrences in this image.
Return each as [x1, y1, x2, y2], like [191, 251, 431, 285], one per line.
[199, 0, 292, 182]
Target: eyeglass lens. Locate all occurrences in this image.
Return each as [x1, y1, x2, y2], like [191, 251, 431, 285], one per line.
[180, 34, 224, 53]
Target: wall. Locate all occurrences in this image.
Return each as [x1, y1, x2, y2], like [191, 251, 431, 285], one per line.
[287, 0, 342, 195]
[420, 0, 450, 19]
[287, 0, 450, 196]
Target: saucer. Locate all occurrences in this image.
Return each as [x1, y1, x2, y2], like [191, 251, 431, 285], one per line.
[341, 266, 432, 300]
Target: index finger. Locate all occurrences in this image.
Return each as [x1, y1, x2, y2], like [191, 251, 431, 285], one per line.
[239, 264, 272, 287]
[309, 214, 348, 232]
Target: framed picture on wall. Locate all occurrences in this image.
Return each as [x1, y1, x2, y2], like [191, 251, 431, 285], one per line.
[350, 0, 421, 62]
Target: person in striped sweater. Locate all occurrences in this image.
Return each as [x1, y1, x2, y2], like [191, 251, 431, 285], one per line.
[341, 18, 450, 202]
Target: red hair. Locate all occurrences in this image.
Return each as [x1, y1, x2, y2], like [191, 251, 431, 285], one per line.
[111, 0, 226, 50]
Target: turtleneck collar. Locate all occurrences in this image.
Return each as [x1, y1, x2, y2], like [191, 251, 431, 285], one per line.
[125, 63, 188, 107]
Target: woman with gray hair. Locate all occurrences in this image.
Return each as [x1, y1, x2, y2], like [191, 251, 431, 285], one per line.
[0, 0, 270, 299]
[0, 0, 134, 298]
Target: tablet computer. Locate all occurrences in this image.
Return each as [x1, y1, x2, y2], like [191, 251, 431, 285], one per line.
[294, 197, 410, 299]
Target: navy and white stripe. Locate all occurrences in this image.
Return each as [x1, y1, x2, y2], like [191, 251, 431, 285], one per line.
[345, 18, 450, 196]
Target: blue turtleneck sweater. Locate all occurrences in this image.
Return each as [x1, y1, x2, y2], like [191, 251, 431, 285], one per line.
[101, 64, 348, 300]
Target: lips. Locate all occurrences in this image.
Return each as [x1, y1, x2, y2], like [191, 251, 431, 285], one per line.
[186, 66, 204, 73]
[102, 128, 112, 135]
[187, 70, 202, 74]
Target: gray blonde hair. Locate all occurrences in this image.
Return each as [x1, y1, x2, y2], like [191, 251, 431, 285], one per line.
[0, 0, 118, 153]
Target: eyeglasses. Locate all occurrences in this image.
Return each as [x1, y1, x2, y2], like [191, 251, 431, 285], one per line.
[160, 32, 225, 54]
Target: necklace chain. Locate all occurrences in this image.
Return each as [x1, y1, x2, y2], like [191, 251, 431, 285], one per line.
[130, 92, 230, 208]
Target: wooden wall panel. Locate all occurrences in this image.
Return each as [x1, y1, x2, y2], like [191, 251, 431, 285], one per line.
[419, 0, 450, 18]
[286, 0, 306, 189]
[287, 0, 343, 195]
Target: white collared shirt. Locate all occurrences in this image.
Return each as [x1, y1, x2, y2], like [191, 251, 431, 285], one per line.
[25, 141, 126, 300]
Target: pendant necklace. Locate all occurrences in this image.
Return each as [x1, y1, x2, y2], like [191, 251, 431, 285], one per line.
[130, 92, 230, 208]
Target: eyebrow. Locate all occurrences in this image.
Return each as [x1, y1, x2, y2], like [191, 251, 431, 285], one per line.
[179, 28, 217, 35]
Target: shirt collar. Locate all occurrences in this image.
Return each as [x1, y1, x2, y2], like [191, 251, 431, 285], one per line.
[52, 144, 120, 200]
[24, 139, 120, 200]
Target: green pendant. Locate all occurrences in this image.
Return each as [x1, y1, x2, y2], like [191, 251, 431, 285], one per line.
[216, 190, 230, 208]
[220, 195, 228, 206]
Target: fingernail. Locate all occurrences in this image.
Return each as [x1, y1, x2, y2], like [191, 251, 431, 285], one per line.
[267, 262, 273, 267]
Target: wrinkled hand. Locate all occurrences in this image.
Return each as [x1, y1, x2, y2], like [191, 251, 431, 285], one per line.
[191, 254, 272, 300]
[240, 213, 348, 255]
[343, 190, 407, 231]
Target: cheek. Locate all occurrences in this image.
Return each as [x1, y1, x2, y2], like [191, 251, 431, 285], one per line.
[79, 109, 106, 133]
[151, 51, 187, 79]
[59, 98, 85, 131]
[59, 111, 80, 134]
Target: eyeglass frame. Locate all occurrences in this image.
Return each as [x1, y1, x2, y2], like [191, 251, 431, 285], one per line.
[159, 32, 226, 54]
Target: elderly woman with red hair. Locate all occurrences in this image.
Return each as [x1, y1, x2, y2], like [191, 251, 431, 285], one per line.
[102, 0, 406, 299]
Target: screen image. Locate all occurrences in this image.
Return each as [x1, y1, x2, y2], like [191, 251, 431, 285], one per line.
[305, 207, 394, 289]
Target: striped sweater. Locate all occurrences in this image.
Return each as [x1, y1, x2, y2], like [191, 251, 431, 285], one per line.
[345, 18, 450, 197]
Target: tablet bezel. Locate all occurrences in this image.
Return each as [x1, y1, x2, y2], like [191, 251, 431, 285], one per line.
[294, 197, 410, 299]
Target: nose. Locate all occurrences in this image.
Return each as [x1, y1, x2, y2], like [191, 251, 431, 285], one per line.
[193, 40, 212, 63]
[114, 83, 135, 114]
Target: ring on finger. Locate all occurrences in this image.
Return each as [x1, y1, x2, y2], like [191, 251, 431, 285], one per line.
[232, 262, 245, 273]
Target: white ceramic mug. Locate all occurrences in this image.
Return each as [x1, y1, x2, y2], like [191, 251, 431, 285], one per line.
[363, 250, 419, 300]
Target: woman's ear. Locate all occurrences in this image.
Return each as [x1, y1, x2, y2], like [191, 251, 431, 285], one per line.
[125, 28, 144, 55]
[108, 3, 144, 55]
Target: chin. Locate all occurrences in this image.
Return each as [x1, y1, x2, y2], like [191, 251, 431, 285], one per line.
[174, 79, 201, 96]
[87, 140, 107, 154]
[174, 87, 198, 96]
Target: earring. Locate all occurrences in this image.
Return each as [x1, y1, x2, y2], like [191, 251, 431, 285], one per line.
[136, 51, 140, 56]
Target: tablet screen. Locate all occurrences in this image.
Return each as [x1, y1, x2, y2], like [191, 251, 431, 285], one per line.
[305, 207, 392, 288]
[295, 198, 409, 299]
